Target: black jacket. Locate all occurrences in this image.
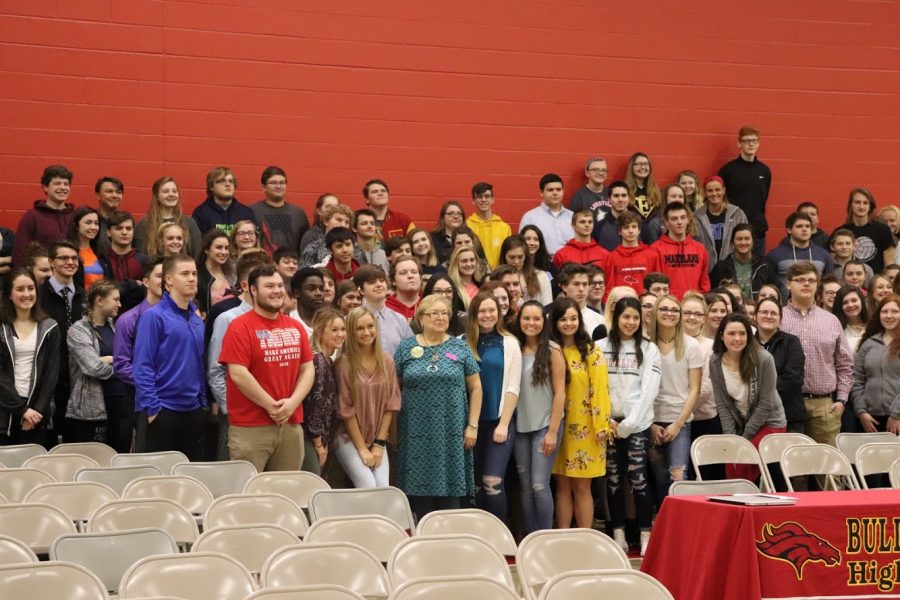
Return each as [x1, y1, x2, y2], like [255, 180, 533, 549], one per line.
[0, 319, 61, 435]
[758, 329, 806, 424]
[709, 254, 778, 300]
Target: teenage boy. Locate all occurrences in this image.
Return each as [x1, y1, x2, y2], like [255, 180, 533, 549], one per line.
[491, 264, 525, 311]
[383, 236, 413, 265]
[767, 212, 834, 293]
[839, 188, 895, 273]
[354, 264, 413, 355]
[830, 228, 872, 284]
[467, 182, 512, 268]
[718, 125, 771, 257]
[587, 266, 606, 312]
[251, 165, 309, 254]
[651, 202, 710, 299]
[569, 157, 609, 219]
[38, 240, 84, 443]
[519, 173, 574, 256]
[553, 209, 609, 270]
[94, 176, 124, 253]
[353, 208, 389, 272]
[192, 167, 256, 236]
[320, 227, 360, 282]
[556, 263, 604, 338]
[133, 254, 207, 459]
[710, 224, 778, 300]
[780, 262, 853, 447]
[299, 204, 363, 268]
[797, 201, 830, 250]
[605, 211, 661, 296]
[643, 273, 670, 297]
[13, 165, 76, 265]
[103, 211, 148, 311]
[112, 257, 164, 452]
[593, 181, 633, 251]
[218, 265, 315, 472]
[362, 178, 414, 246]
[289, 268, 325, 338]
[274, 248, 299, 282]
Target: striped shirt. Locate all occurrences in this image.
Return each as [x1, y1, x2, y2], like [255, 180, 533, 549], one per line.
[780, 302, 853, 402]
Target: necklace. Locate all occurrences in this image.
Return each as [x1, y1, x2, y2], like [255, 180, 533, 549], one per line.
[427, 346, 441, 372]
[659, 336, 676, 344]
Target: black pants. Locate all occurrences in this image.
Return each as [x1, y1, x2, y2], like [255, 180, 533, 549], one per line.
[105, 396, 136, 454]
[408, 495, 462, 519]
[135, 408, 207, 461]
[1, 400, 47, 447]
[66, 418, 107, 443]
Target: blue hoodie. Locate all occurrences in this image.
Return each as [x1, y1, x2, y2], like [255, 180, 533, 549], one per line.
[767, 237, 835, 295]
[133, 293, 206, 416]
[191, 196, 256, 237]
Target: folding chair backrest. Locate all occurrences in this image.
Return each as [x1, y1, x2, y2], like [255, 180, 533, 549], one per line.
[0, 502, 77, 553]
[244, 470, 330, 509]
[415, 509, 517, 556]
[261, 542, 390, 599]
[891, 457, 900, 489]
[0, 560, 109, 600]
[123, 475, 214, 515]
[49, 442, 117, 466]
[193, 524, 299, 575]
[88, 498, 199, 545]
[24, 482, 118, 524]
[247, 586, 366, 600]
[0, 443, 47, 468]
[388, 534, 514, 589]
[758, 433, 817, 464]
[111, 451, 189, 475]
[537, 569, 674, 600]
[690, 434, 770, 489]
[50, 528, 178, 593]
[204, 493, 308, 537]
[172, 461, 257, 498]
[304, 515, 408, 563]
[669, 479, 759, 496]
[781, 444, 860, 491]
[855, 443, 900, 488]
[391, 575, 521, 600]
[307, 487, 415, 531]
[75, 465, 163, 494]
[0, 533, 38, 565]
[516, 528, 631, 600]
[118, 551, 256, 600]
[0, 468, 55, 502]
[23, 454, 100, 482]
[836, 432, 900, 465]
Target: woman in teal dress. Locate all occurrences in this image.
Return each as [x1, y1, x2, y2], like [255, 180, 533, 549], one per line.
[395, 294, 482, 517]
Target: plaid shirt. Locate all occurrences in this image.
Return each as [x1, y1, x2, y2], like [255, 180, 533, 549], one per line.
[781, 302, 853, 402]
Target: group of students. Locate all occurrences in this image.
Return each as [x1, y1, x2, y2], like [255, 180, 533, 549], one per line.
[2, 126, 898, 552]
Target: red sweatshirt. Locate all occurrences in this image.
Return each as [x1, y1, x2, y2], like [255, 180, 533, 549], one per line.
[552, 239, 609, 270]
[650, 234, 711, 299]
[603, 243, 661, 299]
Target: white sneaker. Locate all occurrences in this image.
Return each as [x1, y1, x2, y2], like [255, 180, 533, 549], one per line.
[640, 530, 651, 557]
[612, 527, 628, 552]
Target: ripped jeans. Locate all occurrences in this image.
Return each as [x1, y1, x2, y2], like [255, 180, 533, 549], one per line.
[473, 419, 516, 522]
[648, 422, 691, 501]
[514, 426, 562, 533]
[606, 429, 652, 529]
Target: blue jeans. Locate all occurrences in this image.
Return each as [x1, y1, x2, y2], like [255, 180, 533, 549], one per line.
[514, 426, 562, 533]
[473, 419, 516, 522]
[606, 429, 652, 529]
[335, 435, 390, 488]
[648, 422, 691, 501]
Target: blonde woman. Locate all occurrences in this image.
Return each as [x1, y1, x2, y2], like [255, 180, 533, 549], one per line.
[302, 308, 346, 475]
[230, 219, 263, 259]
[677, 170, 705, 211]
[135, 177, 202, 257]
[155, 223, 185, 257]
[448, 246, 484, 306]
[625, 152, 662, 220]
[335, 307, 401, 488]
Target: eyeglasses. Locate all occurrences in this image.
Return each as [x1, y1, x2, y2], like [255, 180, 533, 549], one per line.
[444, 211, 464, 217]
[266, 180, 286, 187]
[682, 311, 705, 318]
[53, 255, 79, 262]
[657, 307, 681, 314]
[591, 281, 605, 287]
[422, 310, 449, 319]
[432, 288, 454, 296]
[633, 161, 651, 168]
[790, 277, 818, 285]
[822, 290, 838, 296]
[740, 138, 760, 145]
[236, 230, 256, 238]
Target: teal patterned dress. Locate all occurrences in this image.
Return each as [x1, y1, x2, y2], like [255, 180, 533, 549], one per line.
[394, 336, 479, 497]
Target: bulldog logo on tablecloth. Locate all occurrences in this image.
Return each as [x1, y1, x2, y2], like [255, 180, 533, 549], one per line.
[756, 521, 842, 578]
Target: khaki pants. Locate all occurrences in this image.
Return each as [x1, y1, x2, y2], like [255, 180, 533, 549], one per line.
[228, 424, 304, 473]
[803, 396, 841, 447]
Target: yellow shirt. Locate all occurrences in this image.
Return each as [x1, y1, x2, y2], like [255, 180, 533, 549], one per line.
[466, 213, 512, 269]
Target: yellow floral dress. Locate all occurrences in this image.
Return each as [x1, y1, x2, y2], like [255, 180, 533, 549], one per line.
[552, 344, 611, 478]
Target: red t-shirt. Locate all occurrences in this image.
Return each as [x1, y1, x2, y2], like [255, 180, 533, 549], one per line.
[218, 310, 313, 427]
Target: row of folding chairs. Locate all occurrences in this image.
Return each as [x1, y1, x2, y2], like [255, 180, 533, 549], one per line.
[689, 432, 900, 492]
[0, 524, 651, 600]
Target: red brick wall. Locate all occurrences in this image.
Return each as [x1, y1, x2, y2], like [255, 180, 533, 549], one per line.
[2, 1, 899, 246]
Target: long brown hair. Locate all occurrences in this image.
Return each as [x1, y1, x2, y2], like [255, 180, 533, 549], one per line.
[860, 294, 900, 357]
[145, 177, 193, 256]
[465, 292, 511, 361]
[0, 269, 47, 324]
[712, 313, 759, 382]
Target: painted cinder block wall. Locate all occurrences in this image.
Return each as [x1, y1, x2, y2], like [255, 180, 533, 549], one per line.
[2, 0, 899, 247]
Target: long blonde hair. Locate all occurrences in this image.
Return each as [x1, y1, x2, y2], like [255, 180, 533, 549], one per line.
[649, 294, 686, 360]
[155, 222, 185, 257]
[448, 247, 483, 308]
[145, 177, 193, 256]
[338, 307, 387, 408]
[311, 308, 344, 356]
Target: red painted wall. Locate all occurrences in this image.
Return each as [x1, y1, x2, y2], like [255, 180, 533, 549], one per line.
[2, 1, 899, 245]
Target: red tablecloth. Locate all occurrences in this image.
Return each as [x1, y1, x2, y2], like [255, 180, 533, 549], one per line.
[641, 489, 900, 600]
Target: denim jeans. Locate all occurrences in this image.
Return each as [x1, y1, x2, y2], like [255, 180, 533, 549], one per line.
[648, 421, 692, 501]
[606, 429, 652, 529]
[513, 426, 562, 533]
[473, 419, 516, 522]
[335, 435, 390, 488]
